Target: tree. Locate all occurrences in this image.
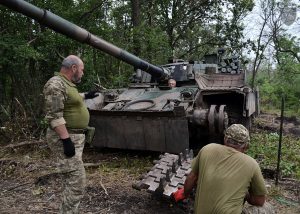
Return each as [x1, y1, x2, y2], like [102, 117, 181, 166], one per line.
[131, 0, 141, 56]
[247, 0, 300, 113]
[247, 0, 273, 88]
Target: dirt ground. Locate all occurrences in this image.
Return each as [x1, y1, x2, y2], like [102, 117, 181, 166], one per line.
[0, 113, 299, 214]
[0, 147, 188, 214]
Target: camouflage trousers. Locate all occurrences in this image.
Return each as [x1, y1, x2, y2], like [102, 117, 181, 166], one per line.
[46, 128, 86, 214]
[242, 202, 275, 214]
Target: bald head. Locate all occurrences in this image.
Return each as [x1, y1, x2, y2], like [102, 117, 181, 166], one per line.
[61, 55, 83, 69]
[60, 55, 84, 84]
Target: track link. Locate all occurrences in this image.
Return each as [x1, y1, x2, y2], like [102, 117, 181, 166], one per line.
[133, 149, 193, 198]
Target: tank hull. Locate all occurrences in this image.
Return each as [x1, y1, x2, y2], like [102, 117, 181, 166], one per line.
[90, 111, 189, 153]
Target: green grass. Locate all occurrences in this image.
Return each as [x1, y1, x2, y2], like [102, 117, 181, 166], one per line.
[247, 131, 300, 179]
[93, 130, 300, 181]
[260, 104, 300, 118]
[96, 155, 154, 178]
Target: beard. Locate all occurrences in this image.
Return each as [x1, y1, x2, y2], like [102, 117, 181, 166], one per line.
[71, 71, 82, 84]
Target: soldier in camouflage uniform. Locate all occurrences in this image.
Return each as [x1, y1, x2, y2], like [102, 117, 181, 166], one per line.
[43, 55, 98, 214]
[173, 124, 274, 214]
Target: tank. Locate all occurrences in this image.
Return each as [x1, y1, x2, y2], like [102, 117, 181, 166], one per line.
[87, 52, 259, 153]
[1, 0, 260, 153]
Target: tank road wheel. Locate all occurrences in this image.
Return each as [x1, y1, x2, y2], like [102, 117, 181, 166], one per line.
[218, 105, 228, 134]
[123, 99, 156, 111]
[208, 105, 229, 134]
[208, 105, 217, 134]
[208, 105, 229, 143]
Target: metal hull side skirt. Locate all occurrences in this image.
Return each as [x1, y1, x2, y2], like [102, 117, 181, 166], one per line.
[90, 115, 189, 153]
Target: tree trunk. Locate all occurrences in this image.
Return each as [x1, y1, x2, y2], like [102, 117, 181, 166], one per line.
[131, 0, 141, 57]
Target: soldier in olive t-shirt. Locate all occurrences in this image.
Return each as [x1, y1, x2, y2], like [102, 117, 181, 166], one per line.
[191, 143, 267, 214]
[181, 124, 272, 214]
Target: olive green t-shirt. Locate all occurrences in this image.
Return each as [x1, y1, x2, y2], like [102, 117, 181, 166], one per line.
[44, 72, 89, 129]
[191, 143, 267, 214]
[59, 74, 90, 129]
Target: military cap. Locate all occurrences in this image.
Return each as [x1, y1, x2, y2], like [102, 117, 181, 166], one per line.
[225, 124, 250, 145]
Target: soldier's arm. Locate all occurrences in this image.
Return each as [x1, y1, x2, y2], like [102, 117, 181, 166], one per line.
[246, 163, 267, 206]
[54, 124, 69, 139]
[245, 192, 266, 206]
[184, 171, 198, 197]
[183, 152, 200, 197]
[44, 78, 69, 139]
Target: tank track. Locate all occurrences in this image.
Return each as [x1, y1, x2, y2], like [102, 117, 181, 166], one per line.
[133, 149, 193, 198]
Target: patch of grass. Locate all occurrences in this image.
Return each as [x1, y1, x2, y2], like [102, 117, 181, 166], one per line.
[267, 185, 282, 199]
[248, 131, 300, 179]
[267, 185, 299, 208]
[96, 155, 154, 178]
[274, 196, 300, 207]
[260, 106, 280, 116]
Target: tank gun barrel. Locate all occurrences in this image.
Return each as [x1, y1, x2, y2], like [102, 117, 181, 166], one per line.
[0, 0, 168, 79]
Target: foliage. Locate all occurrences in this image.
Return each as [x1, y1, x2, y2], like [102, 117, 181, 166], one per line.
[0, 0, 256, 142]
[254, 59, 300, 116]
[245, 0, 300, 88]
[248, 131, 300, 179]
[252, 30, 300, 116]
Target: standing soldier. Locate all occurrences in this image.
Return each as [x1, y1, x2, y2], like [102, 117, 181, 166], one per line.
[43, 55, 97, 213]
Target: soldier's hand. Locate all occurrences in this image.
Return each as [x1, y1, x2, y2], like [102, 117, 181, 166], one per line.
[61, 138, 75, 157]
[172, 188, 186, 202]
[84, 90, 99, 99]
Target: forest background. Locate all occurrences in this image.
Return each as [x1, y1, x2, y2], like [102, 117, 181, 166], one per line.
[0, 0, 299, 143]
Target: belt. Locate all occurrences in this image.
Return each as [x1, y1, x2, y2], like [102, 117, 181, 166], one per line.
[68, 128, 87, 134]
